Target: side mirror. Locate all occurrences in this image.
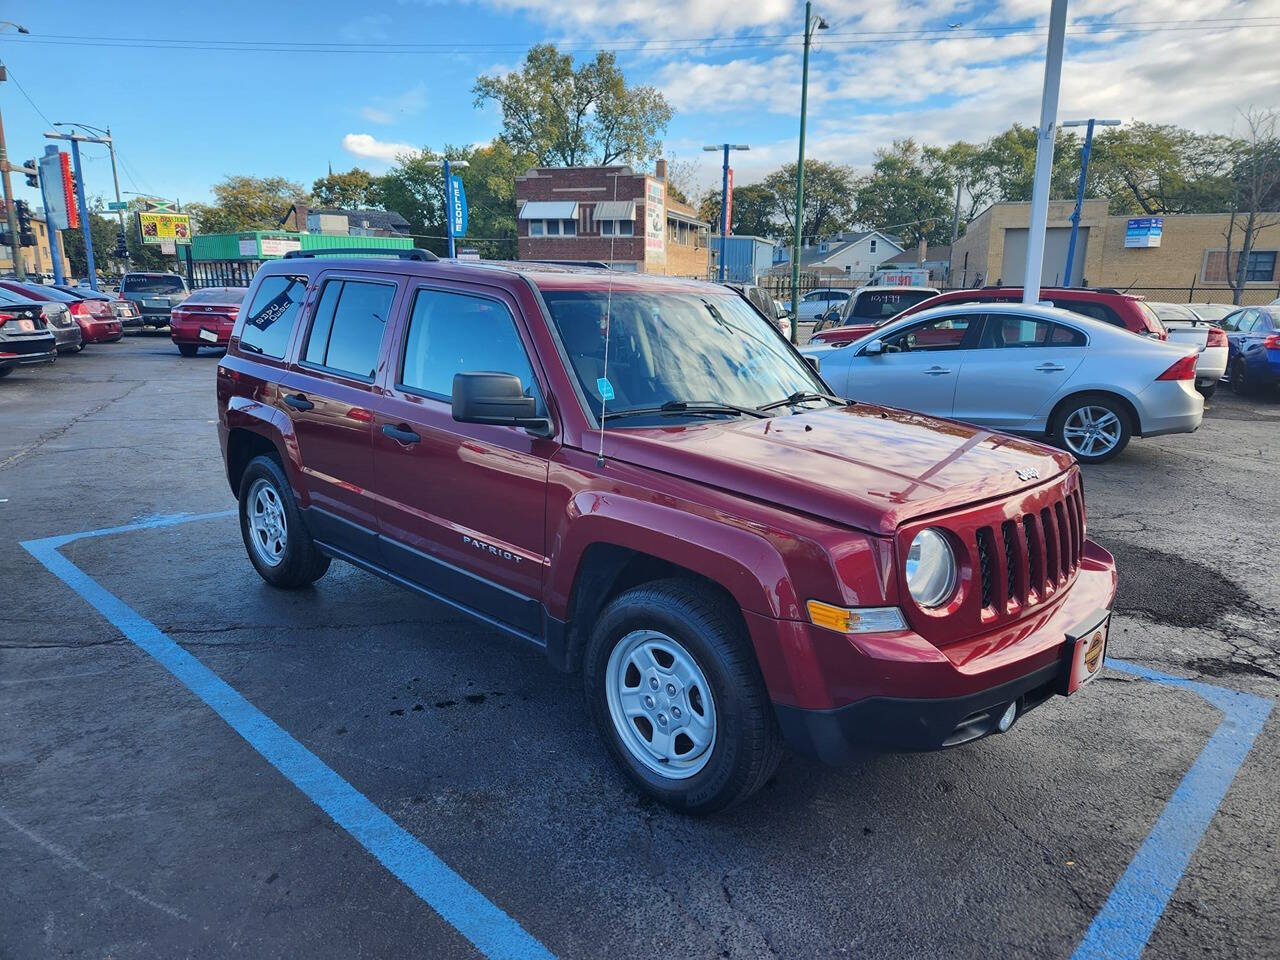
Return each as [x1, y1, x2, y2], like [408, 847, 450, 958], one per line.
[452, 371, 552, 436]
[804, 356, 821, 373]
[864, 339, 884, 356]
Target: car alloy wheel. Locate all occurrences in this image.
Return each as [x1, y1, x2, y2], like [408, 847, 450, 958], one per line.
[1231, 359, 1250, 394]
[604, 629, 717, 780]
[1061, 405, 1123, 459]
[246, 477, 288, 567]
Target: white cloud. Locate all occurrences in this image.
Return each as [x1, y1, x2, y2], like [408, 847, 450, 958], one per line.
[341, 133, 419, 163]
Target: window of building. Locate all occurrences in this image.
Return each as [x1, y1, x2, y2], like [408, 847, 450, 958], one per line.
[399, 288, 539, 404]
[240, 274, 307, 359]
[869, 239, 878, 253]
[302, 279, 396, 380]
[1204, 249, 1279, 283]
[600, 219, 634, 237]
[1246, 251, 1277, 282]
[529, 219, 577, 237]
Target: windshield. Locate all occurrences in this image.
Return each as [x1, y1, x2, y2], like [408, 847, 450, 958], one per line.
[122, 274, 186, 294]
[1135, 301, 1168, 335]
[848, 289, 937, 322]
[540, 289, 827, 425]
[1149, 302, 1197, 322]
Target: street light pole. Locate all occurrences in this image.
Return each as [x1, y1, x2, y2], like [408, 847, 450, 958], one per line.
[1062, 118, 1121, 286]
[703, 143, 750, 282]
[426, 158, 469, 258]
[1022, 0, 1068, 305]
[56, 121, 129, 267]
[790, 3, 827, 343]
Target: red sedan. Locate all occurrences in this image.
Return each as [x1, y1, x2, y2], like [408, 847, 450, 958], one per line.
[0, 281, 123, 344]
[170, 287, 247, 356]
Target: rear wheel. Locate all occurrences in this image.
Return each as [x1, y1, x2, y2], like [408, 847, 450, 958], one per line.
[584, 579, 782, 814]
[1052, 394, 1131, 464]
[1230, 358, 1254, 396]
[1197, 381, 1217, 399]
[238, 455, 330, 588]
[177, 343, 199, 358]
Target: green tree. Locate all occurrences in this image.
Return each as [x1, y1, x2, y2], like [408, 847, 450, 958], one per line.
[186, 175, 308, 233]
[473, 44, 672, 167]
[61, 207, 118, 278]
[760, 160, 857, 242]
[1088, 123, 1235, 215]
[698, 183, 783, 238]
[311, 167, 382, 208]
[854, 139, 955, 247]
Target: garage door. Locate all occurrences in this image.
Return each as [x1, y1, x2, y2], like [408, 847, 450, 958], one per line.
[1000, 227, 1088, 287]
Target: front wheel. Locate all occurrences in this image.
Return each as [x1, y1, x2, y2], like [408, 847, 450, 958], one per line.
[238, 455, 330, 588]
[1052, 394, 1131, 464]
[584, 579, 782, 814]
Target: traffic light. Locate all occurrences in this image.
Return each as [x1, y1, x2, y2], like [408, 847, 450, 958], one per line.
[0, 231, 12, 249]
[22, 160, 38, 189]
[114, 231, 128, 258]
[14, 200, 34, 247]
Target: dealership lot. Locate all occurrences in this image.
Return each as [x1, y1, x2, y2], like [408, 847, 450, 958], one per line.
[2, 338, 1277, 959]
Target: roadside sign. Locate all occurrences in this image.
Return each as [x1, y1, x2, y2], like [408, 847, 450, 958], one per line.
[447, 175, 468, 238]
[38, 149, 77, 230]
[107, 201, 129, 211]
[160, 238, 177, 255]
[138, 211, 192, 245]
[457, 247, 480, 261]
[725, 168, 734, 234]
[1125, 217, 1163, 248]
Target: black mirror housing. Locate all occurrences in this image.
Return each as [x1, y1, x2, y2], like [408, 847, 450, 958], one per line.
[452, 372, 551, 435]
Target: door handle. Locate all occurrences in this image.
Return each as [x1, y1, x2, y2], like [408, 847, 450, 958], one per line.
[381, 423, 420, 445]
[283, 392, 313, 411]
[923, 366, 951, 376]
[1035, 363, 1066, 372]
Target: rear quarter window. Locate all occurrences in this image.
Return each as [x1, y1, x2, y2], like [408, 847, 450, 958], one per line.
[239, 274, 308, 359]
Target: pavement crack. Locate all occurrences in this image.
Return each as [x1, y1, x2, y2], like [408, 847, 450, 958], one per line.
[0, 381, 144, 471]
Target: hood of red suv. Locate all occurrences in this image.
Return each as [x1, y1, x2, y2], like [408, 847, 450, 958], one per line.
[598, 404, 1073, 535]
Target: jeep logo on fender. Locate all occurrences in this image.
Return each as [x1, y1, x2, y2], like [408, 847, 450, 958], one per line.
[1016, 467, 1040, 481]
[463, 535, 523, 564]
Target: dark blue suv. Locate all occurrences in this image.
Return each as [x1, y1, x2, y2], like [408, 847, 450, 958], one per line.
[1223, 305, 1280, 395]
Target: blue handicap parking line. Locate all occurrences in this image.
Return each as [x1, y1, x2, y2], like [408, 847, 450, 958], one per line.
[21, 512, 556, 960]
[19, 512, 1277, 960]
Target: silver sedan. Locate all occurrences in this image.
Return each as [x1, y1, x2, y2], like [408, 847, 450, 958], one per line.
[801, 302, 1204, 463]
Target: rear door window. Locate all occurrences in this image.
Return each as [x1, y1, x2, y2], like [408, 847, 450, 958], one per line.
[979, 316, 1086, 348]
[239, 274, 308, 359]
[302, 279, 396, 381]
[1056, 299, 1123, 327]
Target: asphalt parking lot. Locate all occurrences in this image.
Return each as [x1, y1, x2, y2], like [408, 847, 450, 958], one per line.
[2, 335, 1278, 960]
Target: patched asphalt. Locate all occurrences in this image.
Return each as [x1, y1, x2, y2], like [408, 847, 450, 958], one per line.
[2, 335, 1277, 960]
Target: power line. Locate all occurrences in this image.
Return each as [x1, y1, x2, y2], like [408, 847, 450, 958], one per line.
[2, 66, 55, 128]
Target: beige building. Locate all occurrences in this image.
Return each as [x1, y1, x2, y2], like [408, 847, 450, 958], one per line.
[0, 212, 69, 279]
[951, 201, 1280, 300]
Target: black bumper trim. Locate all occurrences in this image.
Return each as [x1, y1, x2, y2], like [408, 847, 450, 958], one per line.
[773, 660, 1065, 764]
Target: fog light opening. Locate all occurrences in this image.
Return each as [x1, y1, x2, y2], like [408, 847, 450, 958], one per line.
[997, 701, 1018, 733]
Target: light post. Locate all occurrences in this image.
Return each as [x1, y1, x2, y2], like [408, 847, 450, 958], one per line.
[1022, 0, 1068, 305]
[423, 159, 469, 258]
[55, 121, 128, 262]
[703, 144, 749, 282]
[44, 129, 113, 289]
[1061, 118, 1120, 286]
[0, 20, 31, 278]
[790, 3, 827, 342]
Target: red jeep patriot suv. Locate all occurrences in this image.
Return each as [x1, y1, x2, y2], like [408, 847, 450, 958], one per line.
[217, 250, 1117, 812]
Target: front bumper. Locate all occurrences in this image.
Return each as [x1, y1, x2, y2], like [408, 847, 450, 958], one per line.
[747, 540, 1117, 763]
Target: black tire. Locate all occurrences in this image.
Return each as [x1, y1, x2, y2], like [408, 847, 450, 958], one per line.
[584, 579, 782, 814]
[0, 366, 12, 378]
[237, 454, 330, 588]
[1230, 358, 1254, 396]
[177, 343, 200, 358]
[1197, 381, 1217, 399]
[1051, 393, 1132, 464]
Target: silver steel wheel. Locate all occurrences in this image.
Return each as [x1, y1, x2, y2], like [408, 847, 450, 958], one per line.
[605, 629, 717, 780]
[246, 477, 288, 567]
[1061, 405, 1122, 458]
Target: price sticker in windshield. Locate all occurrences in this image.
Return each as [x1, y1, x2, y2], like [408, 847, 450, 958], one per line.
[596, 377, 615, 401]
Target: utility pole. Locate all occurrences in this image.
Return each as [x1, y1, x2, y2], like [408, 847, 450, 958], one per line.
[1022, 0, 1068, 305]
[55, 122, 129, 269]
[1062, 118, 1120, 287]
[948, 178, 963, 286]
[790, 2, 827, 343]
[45, 131, 103, 290]
[703, 143, 750, 282]
[0, 86, 25, 278]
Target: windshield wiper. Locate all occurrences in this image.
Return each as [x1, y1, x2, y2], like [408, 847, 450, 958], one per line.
[756, 390, 847, 412]
[603, 399, 771, 423]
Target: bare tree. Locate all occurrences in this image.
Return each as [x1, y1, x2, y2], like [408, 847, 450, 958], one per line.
[1223, 109, 1280, 304]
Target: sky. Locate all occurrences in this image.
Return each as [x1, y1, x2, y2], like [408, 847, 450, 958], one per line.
[2, 0, 1278, 212]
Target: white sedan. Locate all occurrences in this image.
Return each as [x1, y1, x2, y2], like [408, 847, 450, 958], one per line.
[802, 302, 1204, 463]
[1147, 302, 1229, 397]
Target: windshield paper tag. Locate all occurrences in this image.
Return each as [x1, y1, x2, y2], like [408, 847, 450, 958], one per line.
[596, 377, 615, 401]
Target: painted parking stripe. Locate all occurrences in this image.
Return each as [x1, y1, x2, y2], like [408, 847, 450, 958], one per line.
[21, 513, 555, 960]
[1071, 658, 1273, 960]
[21, 513, 1276, 960]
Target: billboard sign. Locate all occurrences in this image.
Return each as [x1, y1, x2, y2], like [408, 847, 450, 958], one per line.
[38, 149, 76, 230]
[1125, 217, 1163, 248]
[138, 212, 192, 245]
[645, 179, 665, 257]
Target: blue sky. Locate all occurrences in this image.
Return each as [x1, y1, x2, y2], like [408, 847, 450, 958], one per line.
[2, 0, 1277, 211]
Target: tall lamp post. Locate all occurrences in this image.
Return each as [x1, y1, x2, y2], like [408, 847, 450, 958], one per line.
[0, 21, 31, 279]
[1061, 118, 1120, 287]
[1022, 0, 1068, 305]
[790, 3, 827, 343]
[54, 121, 127, 261]
[424, 158, 469, 258]
[703, 143, 749, 282]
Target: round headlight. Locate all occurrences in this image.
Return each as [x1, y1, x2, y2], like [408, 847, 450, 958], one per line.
[905, 528, 957, 608]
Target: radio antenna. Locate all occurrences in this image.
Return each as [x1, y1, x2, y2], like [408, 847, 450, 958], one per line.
[596, 170, 621, 468]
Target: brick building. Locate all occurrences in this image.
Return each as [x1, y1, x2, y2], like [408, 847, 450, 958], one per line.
[0, 210, 69, 280]
[951, 200, 1280, 299]
[514, 161, 709, 275]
